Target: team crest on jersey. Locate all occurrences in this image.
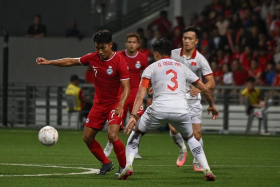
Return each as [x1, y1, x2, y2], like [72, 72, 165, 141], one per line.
[107, 66, 113, 75]
[135, 61, 141, 69]
[191, 62, 197, 66]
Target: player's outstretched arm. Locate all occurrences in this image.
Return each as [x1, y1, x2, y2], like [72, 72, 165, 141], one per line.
[36, 57, 81, 67]
[193, 80, 219, 120]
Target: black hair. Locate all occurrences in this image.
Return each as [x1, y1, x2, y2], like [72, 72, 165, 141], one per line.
[152, 38, 172, 56]
[182, 26, 200, 38]
[34, 14, 42, 20]
[70, 75, 79, 82]
[93, 29, 112, 44]
[160, 10, 168, 17]
[247, 77, 255, 83]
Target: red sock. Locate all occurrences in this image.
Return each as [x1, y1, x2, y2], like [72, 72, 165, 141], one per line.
[112, 139, 126, 168]
[86, 140, 110, 164]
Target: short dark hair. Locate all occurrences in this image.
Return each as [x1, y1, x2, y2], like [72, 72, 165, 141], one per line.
[70, 75, 79, 82]
[183, 26, 200, 38]
[93, 30, 112, 44]
[152, 38, 172, 56]
[126, 33, 140, 42]
[34, 14, 42, 20]
[247, 77, 255, 83]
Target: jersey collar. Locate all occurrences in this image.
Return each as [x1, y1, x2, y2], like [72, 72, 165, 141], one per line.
[125, 50, 138, 58]
[180, 48, 197, 59]
[99, 52, 116, 61]
[161, 56, 171, 59]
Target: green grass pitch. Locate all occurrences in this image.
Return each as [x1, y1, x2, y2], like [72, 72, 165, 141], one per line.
[0, 128, 280, 187]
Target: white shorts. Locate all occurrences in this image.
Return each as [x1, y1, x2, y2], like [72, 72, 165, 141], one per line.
[189, 104, 202, 124]
[137, 107, 193, 138]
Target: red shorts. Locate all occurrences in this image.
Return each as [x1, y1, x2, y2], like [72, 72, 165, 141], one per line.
[123, 92, 145, 119]
[85, 103, 123, 130]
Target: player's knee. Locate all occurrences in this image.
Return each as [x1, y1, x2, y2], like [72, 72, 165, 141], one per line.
[193, 131, 201, 141]
[83, 135, 94, 144]
[107, 132, 118, 142]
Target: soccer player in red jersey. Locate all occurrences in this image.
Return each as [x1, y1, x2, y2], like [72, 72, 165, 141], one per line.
[103, 33, 148, 159]
[36, 30, 130, 175]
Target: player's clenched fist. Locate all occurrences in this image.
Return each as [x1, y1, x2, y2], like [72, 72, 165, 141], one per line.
[36, 57, 49, 65]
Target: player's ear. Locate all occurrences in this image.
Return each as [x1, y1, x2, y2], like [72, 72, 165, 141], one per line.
[195, 38, 199, 45]
[109, 42, 113, 49]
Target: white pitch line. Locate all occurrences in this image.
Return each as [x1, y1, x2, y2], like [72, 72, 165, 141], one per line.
[0, 163, 99, 177]
[8, 163, 280, 168]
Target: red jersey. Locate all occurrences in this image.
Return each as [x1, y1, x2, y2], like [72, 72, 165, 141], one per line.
[85, 69, 95, 84]
[79, 52, 129, 107]
[233, 69, 248, 86]
[118, 50, 148, 92]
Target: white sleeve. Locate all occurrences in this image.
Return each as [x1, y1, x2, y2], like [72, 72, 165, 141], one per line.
[199, 55, 213, 77]
[141, 65, 153, 79]
[184, 66, 199, 84]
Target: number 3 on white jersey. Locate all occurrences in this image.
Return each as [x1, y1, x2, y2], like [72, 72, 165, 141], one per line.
[166, 69, 178, 91]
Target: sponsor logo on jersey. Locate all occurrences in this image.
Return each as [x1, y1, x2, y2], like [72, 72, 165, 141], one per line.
[135, 61, 141, 69]
[191, 62, 197, 66]
[86, 118, 89, 123]
[107, 66, 113, 75]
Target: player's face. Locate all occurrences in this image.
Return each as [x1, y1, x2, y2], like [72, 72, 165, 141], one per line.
[182, 31, 198, 51]
[95, 42, 113, 60]
[125, 37, 139, 53]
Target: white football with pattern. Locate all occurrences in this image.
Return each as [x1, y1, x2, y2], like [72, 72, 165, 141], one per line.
[38, 126, 59, 146]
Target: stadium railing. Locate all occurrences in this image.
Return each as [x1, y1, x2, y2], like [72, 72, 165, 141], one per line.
[0, 84, 279, 134]
[97, 0, 170, 33]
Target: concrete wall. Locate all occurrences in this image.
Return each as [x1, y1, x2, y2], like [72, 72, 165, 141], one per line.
[0, 37, 94, 85]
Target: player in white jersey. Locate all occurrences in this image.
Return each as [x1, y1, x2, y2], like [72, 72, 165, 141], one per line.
[169, 26, 215, 170]
[118, 38, 218, 181]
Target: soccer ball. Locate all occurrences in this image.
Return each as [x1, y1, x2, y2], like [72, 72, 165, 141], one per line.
[38, 126, 59, 146]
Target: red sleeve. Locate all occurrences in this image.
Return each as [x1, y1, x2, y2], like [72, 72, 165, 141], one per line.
[118, 56, 130, 80]
[79, 53, 92, 66]
[141, 56, 149, 70]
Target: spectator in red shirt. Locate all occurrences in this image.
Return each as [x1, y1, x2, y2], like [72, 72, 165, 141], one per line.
[210, 60, 223, 85]
[273, 63, 280, 87]
[258, 48, 272, 70]
[240, 46, 252, 70]
[247, 58, 264, 85]
[231, 44, 241, 61]
[149, 10, 172, 38]
[138, 38, 152, 62]
[231, 59, 248, 86]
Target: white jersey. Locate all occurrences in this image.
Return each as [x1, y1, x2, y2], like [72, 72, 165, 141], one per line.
[142, 58, 199, 113]
[171, 48, 212, 105]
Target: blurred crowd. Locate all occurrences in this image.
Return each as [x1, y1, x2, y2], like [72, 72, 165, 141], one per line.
[136, 0, 280, 87]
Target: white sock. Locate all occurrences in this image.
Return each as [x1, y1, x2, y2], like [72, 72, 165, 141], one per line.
[199, 137, 203, 147]
[105, 141, 113, 148]
[126, 131, 142, 167]
[193, 137, 204, 163]
[169, 131, 187, 152]
[187, 136, 210, 170]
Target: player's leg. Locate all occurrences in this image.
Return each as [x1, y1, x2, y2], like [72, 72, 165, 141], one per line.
[169, 124, 187, 167]
[191, 106, 204, 171]
[107, 108, 127, 175]
[132, 103, 145, 159]
[104, 102, 129, 157]
[170, 114, 215, 181]
[186, 135, 215, 181]
[119, 108, 164, 180]
[83, 118, 114, 175]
